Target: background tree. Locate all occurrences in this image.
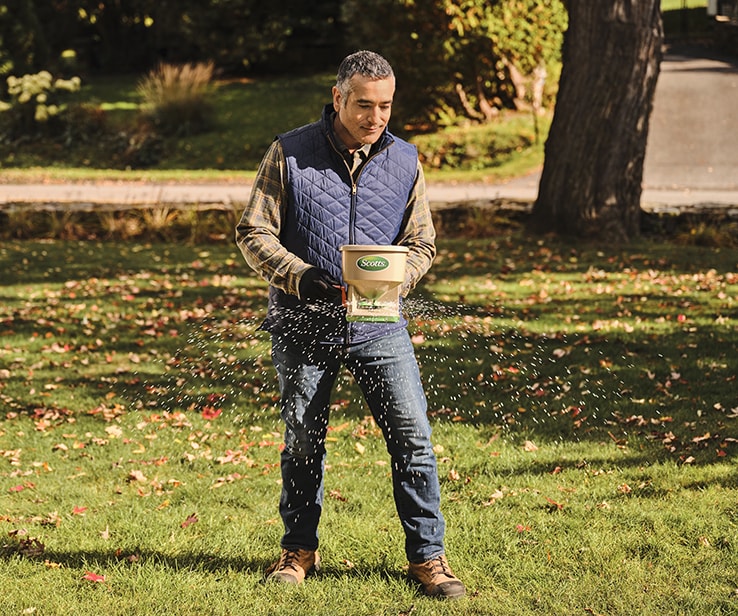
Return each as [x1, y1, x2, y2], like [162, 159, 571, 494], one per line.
[343, 0, 566, 128]
[0, 0, 345, 76]
[75, 0, 157, 71]
[529, 0, 663, 240]
[2, 0, 564, 115]
[0, 0, 50, 77]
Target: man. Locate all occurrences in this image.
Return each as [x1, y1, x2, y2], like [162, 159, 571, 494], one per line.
[235, 50, 465, 600]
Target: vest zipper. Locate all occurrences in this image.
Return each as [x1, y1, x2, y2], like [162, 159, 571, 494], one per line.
[332, 140, 390, 347]
[349, 183, 357, 244]
[348, 146, 387, 243]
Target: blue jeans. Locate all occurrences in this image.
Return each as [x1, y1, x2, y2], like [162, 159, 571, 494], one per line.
[271, 329, 446, 563]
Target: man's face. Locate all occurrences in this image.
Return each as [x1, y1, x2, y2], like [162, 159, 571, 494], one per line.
[332, 74, 395, 150]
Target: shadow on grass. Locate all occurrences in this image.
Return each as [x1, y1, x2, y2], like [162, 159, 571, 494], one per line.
[4, 548, 410, 587]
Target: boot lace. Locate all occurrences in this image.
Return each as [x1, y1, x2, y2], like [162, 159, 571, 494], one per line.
[429, 555, 454, 580]
[277, 549, 302, 572]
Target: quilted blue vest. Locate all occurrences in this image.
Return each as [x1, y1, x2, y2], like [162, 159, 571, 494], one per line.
[262, 104, 419, 347]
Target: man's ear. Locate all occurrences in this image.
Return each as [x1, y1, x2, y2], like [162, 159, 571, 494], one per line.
[332, 86, 342, 112]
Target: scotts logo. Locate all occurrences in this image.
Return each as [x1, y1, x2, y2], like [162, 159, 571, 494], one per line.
[357, 256, 390, 272]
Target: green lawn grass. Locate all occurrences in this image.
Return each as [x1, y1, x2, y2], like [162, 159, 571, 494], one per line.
[0, 68, 547, 186]
[0, 72, 335, 177]
[1, 229, 736, 615]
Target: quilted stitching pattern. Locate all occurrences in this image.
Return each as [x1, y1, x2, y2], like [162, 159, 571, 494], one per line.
[280, 111, 416, 281]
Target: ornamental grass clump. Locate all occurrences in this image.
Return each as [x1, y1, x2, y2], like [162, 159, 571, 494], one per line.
[137, 61, 215, 136]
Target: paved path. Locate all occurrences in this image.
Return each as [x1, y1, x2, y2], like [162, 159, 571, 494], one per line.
[1, 46, 736, 213]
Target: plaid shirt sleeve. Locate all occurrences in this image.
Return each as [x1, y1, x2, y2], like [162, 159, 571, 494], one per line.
[235, 139, 311, 297]
[397, 160, 437, 297]
[235, 141, 436, 299]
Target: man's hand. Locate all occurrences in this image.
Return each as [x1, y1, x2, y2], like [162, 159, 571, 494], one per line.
[298, 267, 343, 304]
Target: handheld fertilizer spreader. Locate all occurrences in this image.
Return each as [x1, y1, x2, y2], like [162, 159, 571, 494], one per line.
[340, 245, 409, 322]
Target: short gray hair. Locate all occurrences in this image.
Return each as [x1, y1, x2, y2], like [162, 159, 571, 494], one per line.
[336, 50, 394, 99]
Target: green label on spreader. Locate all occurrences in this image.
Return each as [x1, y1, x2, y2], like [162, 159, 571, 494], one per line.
[357, 256, 390, 272]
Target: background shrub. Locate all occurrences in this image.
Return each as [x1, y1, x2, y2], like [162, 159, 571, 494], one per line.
[0, 71, 82, 140]
[343, 0, 567, 128]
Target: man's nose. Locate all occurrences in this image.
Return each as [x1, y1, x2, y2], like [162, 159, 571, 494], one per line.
[369, 106, 385, 123]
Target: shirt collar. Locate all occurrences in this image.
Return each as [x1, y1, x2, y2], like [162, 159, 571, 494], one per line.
[328, 111, 373, 159]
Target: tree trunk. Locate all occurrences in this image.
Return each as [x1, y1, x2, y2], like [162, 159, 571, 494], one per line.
[529, 1, 663, 240]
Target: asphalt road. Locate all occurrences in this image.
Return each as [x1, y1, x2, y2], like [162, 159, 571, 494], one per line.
[1, 45, 736, 212]
[456, 44, 738, 211]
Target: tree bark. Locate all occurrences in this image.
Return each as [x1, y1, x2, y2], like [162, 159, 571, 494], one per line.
[529, 1, 663, 240]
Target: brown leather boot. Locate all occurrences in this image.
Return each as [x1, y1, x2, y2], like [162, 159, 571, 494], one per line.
[408, 554, 466, 599]
[265, 548, 321, 584]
